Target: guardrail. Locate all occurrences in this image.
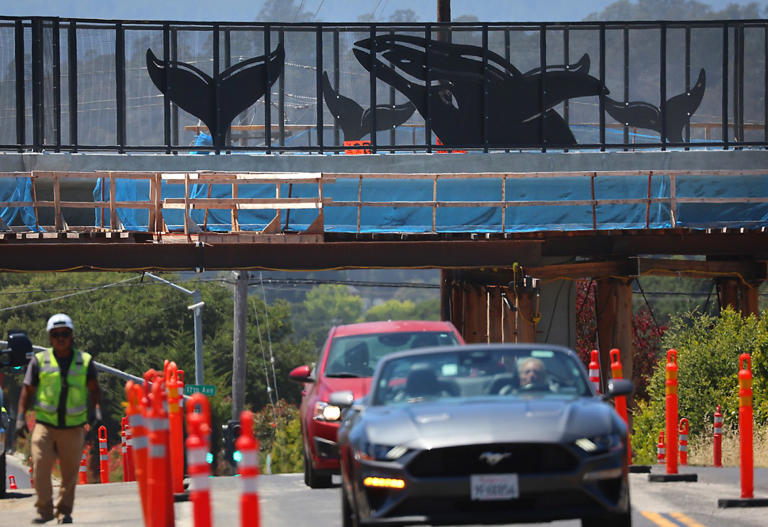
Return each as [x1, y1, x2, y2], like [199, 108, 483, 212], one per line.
[1, 17, 766, 153]
[1, 170, 767, 236]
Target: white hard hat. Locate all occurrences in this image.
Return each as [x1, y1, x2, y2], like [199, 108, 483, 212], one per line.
[46, 313, 74, 333]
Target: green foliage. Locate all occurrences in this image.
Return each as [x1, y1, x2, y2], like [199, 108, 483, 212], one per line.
[631, 308, 768, 463]
[363, 298, 441, 322]
[266, 404, 303, 474]
[295, 284, 364, 347]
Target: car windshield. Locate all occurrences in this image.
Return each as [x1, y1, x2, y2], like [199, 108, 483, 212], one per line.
[372, 347, 591, 405]
[324, 331, 460, 377]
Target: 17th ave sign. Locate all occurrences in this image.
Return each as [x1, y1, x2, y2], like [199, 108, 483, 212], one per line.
[184, 384, 216, 397]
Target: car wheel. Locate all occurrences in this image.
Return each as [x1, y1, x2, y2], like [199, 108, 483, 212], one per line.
[341, 483, 360, 527]
[304, 450, 332, 489]
[581, 509, 631, 527]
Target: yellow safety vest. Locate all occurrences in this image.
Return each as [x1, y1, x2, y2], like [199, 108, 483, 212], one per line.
[34, 348, 91, 427]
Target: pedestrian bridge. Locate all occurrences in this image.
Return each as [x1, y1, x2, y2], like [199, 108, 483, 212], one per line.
[1, 16, 767, 368]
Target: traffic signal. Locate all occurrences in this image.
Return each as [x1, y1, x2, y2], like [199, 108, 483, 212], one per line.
[223, 419, 242, 470]
[0, 330, 32, 371]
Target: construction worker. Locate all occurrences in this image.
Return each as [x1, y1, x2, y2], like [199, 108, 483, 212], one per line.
[16, 313, 101, 524]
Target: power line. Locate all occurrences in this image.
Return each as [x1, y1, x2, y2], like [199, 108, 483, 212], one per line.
[246, 278, 440, 289]
[0, 276, 142, 313]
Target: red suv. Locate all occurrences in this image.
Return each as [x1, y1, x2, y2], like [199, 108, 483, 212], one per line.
[289, 320, 464, 488]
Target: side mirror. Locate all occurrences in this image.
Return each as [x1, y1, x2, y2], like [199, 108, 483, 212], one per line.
[604, 379, 634, 399]
[329, 390, 355, 409]
[289, 365, 314, 384]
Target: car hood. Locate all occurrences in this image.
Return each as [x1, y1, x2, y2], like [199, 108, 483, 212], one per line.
[361, 397, 622, 449]
[318, 376, 373, 401]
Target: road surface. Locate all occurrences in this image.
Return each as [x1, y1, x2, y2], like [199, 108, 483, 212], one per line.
[2, 453, 767, 526]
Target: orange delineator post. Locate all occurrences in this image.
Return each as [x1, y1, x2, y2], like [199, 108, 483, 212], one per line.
[236, 410, 261, 527]
[125, 416, 135, 482]
[678, 418, 689, 466]
[714, 404, 723, 468]
[186, 393, 213, 527]
[98, 425, 109, 484]
[78, 449, 88, 485]
[665, 349, 679, 475]
[29, 456, 34, 487]
[126, 381, 150, 525]
[148, 379, 175, 527]
[588, 350, 600, 394]
[609, 348, 631, 463]
[165, 362, 185, 495]
[657, 430, 666, 464]
[738, 353, 754, 499]
[121, 417, 130, 482]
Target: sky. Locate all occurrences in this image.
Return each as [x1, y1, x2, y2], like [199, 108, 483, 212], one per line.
[1, 0, 766, 22]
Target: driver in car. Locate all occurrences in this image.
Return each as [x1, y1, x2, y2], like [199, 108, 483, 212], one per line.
[517, 357, 549, 390]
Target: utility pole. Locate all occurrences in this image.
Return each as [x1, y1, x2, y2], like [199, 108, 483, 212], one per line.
[437, 0, 451, 24]
[232, 270, 248, 420]
[437, 0, 451, 42]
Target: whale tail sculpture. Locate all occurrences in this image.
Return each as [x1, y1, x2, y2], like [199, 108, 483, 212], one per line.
[322, 71, 416, 142]
[146, 45, 285, 148]
[603, 69, 706, 143]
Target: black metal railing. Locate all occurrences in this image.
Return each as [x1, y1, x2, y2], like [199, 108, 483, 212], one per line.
[0, 17, 766, 154]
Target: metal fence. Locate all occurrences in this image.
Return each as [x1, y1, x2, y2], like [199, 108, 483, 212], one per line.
[1, 17, 766, 153]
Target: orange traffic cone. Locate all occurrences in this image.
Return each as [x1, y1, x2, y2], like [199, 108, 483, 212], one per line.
[78, 449, 88, 484]
[8, 475, 17, 490]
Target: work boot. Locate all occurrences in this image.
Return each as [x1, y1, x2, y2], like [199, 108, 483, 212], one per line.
[31, 512, 55, 524]
[57, 515, 72, 524]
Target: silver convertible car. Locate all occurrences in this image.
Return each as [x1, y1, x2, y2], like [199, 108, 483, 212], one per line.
[332, 344, 633, 527]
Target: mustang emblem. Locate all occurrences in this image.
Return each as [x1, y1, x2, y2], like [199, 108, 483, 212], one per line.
[479, 452, 512, 466]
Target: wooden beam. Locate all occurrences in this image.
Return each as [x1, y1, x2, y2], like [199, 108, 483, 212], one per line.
[741, 282, 760, 317]
[717, 278, 740, 312]
[488, 286, 503, 342]
[595, 277, 634, 396]
[527, 257, 767, 281]
[463, 285, 488, 344]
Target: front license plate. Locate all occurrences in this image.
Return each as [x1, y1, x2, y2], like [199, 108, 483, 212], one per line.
[470, 474, 520, 501]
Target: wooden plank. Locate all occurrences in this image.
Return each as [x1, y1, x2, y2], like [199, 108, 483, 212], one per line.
[488, 286, 503, 343]
[49, 172, 61, 231]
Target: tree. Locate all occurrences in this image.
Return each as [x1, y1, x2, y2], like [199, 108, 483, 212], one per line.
[294, 284, 364, 347]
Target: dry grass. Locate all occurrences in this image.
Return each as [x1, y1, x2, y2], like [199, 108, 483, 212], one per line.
[687, 428, 768, 467]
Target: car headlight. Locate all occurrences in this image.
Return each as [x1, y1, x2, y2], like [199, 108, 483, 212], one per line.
[355, 442, 409, 462]
[313, 401, 342, 421]
[574, 433, 624, 454]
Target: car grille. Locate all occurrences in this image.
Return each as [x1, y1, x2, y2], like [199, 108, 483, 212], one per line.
[407, 443, 578, 477]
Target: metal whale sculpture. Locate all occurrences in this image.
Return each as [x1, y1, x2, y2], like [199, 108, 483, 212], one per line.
[322, 71, 416, 141]
[352, 34, 608, 148]
[603, 69, 706, 143]
[146, 45, 285, 148]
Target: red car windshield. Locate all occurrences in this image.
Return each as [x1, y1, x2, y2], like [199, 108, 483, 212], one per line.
[324, 331, 460, 378]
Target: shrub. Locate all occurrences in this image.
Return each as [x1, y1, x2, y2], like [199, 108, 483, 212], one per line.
[631, 308, 768, 464]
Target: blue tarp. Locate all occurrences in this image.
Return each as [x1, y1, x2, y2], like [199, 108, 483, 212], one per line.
[0, 177, 38, 230]
[86, 172, 765, 234]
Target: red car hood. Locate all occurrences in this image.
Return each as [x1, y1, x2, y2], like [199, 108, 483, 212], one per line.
[317, 376, 373, 401]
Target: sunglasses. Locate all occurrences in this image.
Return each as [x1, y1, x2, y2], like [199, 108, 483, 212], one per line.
[50, 331, 72, 338]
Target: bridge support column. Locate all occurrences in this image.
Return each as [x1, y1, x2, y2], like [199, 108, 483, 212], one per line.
[717, 277, 760, 317]
[463, 285, 488, 343]
[595, 277, 634, 396]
